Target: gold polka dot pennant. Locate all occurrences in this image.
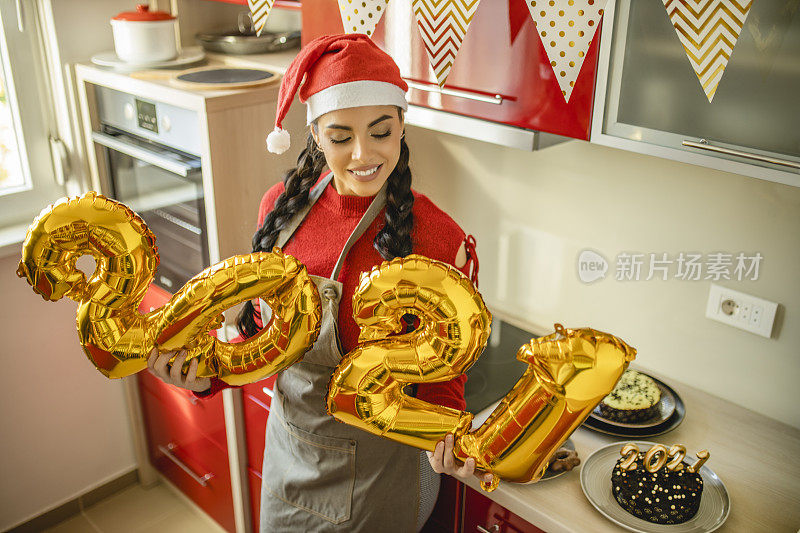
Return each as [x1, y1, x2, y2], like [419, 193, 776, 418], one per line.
[663, 0, 753, 102]
[338, 0, 390, 37]
[247, 0, 276, 36]
[524, 0, 607, 102]
[412, 0, 483, 87]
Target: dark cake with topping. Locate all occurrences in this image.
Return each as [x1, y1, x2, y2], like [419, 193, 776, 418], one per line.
[611, 452, 704, 525]
[599, 370, 661, 423]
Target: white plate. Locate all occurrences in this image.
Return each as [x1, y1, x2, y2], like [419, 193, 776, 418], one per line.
[91, 46, 205, 72]
[580, 441, 730, 533]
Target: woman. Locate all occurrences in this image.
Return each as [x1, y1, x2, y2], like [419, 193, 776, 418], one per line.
[148, 34, 577, 532]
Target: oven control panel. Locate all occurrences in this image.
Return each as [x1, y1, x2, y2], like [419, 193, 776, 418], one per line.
[95, 86, 201, 155]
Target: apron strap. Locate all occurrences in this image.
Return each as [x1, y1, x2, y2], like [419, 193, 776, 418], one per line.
[274, 172, 335, 249]
[330, 180, 388, 280]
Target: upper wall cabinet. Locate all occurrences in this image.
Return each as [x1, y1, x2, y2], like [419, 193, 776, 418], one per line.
[302, 0, 602, 143]
[591, 0, 800, 187]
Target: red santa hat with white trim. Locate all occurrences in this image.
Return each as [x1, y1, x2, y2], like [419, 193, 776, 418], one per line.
[266, 33, 409, 154]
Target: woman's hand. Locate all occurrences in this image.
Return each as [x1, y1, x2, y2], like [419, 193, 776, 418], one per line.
[426, 433, 494, 485]
[146, 347, 211, 393]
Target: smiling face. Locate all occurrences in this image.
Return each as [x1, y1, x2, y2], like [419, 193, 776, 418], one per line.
[311, 105, 404, 197]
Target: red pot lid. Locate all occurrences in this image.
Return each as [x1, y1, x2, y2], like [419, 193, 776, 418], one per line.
[112, 4, 175, 21]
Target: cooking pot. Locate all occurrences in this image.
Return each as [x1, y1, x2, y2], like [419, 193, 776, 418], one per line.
[111, 4, 178, 64]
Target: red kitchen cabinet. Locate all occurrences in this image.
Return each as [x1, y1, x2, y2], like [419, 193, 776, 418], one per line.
[139, 383, 235, 531]
[462, 485, 544, 533]
[242, 375, 277, 529]
[301, 0, 601, 140]
[421, 475, 463, 533]
[248, 467, 264, 531]
[136, 284, 235, 532]
[242, 375, 277, 471]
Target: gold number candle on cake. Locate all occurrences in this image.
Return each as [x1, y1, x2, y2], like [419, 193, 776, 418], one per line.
[327, 256, 637, 492]
[613, 443, 709, 524]
[16, 192, 321, 385]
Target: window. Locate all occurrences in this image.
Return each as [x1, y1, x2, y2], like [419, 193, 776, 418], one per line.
[0, 0, 65, 236]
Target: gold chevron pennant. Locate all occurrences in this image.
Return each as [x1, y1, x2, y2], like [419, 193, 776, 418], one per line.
[339, 0, 390, 37]
[525, 0, 608, 102]
[412, 0, 483, 87]
[662, 0, 754, 102]
[248, 0, 276, 36]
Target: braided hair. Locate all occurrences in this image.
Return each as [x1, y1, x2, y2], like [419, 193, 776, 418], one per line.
[236, 109, 414, 338]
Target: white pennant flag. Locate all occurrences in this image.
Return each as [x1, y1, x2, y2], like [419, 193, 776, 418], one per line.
[525, 0, 607, 102]
[663, 0, 753, 102]
[338, 0, 390, 37]
[248, 0, 276, 36]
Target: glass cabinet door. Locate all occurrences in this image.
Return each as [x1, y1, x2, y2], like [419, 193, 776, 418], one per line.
[598, 0, 800, 183]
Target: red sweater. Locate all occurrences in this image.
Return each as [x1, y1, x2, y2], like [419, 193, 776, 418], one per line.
[199, 172, 478, 410]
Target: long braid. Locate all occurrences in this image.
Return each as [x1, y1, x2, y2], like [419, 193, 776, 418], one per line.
[236, 132, 326, 338]
[374, 136, 414, 259]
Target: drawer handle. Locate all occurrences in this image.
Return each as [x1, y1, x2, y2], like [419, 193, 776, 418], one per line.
[477, 525, 500, 533]
[682, 139, 800, 170]
[405, 80, 504, 105]
[262, 386, 274, 398]
[158, 443, 214, 487]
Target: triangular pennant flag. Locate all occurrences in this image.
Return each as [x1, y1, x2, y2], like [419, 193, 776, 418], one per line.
[338, 0, 390, 37]
[248, 0, 276, 36]
[525, 0, 607, 102]
[662, 0, 754, 102]
[412, 0, 483, 87]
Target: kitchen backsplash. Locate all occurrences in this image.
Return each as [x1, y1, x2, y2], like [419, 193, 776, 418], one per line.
[406, 125, 800, 429]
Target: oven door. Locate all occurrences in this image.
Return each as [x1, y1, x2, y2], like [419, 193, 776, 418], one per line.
[92, 126, 210, 292]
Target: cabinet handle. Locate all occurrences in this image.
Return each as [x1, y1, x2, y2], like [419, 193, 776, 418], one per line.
[477, 525, 500, 533]
[405, 80, 504, 105]
[682, 139, 800, 170]
[158, 443, 214, 487]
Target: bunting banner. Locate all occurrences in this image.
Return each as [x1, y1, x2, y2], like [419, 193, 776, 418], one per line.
[662, 0, 754, 102]
[248, 0, 276, 36]
[525, 0, 607, 102]
[412, 0, 482, 87]
[338, 0, 390, 36]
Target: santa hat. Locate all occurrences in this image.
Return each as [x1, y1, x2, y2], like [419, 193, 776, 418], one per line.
[266, 33, 409, 154]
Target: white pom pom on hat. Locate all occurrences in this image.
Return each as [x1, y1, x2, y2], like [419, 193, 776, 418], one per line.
[266, 33, 408, 155]
[266, 127, 290, 154]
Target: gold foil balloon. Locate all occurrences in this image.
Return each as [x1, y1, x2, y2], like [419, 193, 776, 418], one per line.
[454, 324, 637, 490]
[327, 254, 492, 451]
[17, 192, 321, 385]
[327, 258, 636, 493]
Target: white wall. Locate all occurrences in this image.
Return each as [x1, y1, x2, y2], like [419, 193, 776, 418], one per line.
[0, 1, 139, 529]
[0, 255, 136, 530]
[406, 126, 800, 429]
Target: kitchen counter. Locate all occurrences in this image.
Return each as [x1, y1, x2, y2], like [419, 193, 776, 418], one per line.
[464, 371, 800, 532]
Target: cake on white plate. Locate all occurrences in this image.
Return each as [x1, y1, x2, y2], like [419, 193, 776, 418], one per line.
[598, 370, 661, 423]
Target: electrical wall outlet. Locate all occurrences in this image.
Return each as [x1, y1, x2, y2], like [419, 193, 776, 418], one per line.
[705, 283, 778, 338]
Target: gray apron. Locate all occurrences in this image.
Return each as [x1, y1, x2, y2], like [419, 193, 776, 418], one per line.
[258, 174, 438, 532]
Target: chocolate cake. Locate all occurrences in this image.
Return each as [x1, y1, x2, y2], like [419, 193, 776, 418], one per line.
[599, 370, 661, 423]
[611, 451, 704, 525]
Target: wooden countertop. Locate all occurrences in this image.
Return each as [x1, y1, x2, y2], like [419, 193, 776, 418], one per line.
[463, 372, 800, 532]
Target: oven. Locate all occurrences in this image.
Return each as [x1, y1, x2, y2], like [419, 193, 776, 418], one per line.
[90, 86, 210, 292]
